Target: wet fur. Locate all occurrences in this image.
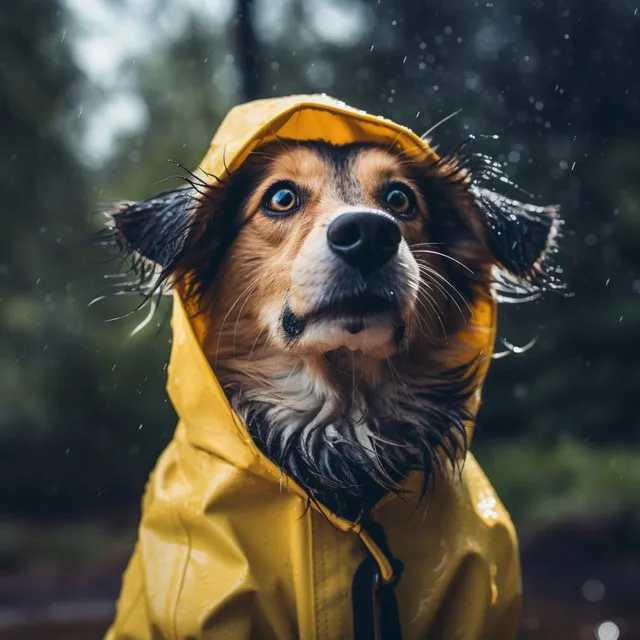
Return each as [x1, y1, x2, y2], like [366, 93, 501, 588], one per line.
[98, 139, 562, 522]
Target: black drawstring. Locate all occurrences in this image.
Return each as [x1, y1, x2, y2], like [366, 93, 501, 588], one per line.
[352, 522, 404, 640]
[352, 556, 377, 640]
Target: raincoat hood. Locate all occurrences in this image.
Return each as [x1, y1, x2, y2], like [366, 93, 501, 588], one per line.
[107, 95, 521, 640]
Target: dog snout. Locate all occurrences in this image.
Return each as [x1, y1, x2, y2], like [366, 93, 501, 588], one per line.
[326, 211, 401, 276]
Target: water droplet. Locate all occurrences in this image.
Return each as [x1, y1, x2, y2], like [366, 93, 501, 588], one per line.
[596, 621, 619, 640]
[582, 578, 605, 602]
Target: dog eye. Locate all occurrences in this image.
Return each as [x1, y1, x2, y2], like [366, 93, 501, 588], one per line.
[263, 182, 300, 216]
[384, 183, 416, 219]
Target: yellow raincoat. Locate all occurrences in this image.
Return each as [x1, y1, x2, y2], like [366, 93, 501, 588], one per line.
[106, 95, 522, 640]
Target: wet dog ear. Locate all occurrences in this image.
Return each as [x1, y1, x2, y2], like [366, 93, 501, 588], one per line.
[95, 186, 202, 298]
[422, 155, 563, 300]
[97, 168, 249, 300]
[470, 186, 562, 296]
[105, 187, 197, 269]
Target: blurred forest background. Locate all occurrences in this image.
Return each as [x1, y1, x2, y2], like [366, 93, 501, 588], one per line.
[1, 0, 639, 638]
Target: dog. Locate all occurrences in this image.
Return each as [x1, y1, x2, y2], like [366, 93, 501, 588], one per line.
[101, 95, 561, 640]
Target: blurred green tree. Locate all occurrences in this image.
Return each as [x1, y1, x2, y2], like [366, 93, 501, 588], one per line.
[1, 0, 638, 533]
[0, 0, 175, 518]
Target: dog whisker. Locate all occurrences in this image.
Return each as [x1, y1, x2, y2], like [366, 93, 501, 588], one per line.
[417, 269, 467, 325]
[414, 287, 448, 342]
[245, 149, 298, 174]
[416, 260, 472, 315]
[247, 324, 269, 363]
[408, 241, 447, 249]
[419, 108, 463, 140]
[411, 249, 475, 274]
[167, 159, 223, 188]
[214, 278, 262, 367]
[266, 122, 290, 152]
[231, 279, 265, 357]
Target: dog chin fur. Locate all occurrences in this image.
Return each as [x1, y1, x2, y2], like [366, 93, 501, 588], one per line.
[213, 310, 478, 521]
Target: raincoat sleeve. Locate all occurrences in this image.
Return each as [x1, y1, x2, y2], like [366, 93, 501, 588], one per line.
[383, 454, 522, 640]
[104, 423, 306, 640]
[103, 439, 247, 640]
[420, 537, 522, 640]
[103, 435, 235, 640]
[105, 544, 151, 640]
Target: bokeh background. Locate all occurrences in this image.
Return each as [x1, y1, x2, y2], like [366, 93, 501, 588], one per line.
[1, 0, 639, 638]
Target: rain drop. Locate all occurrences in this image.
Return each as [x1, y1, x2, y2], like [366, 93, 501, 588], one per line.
[582, 578, 605, 602]
[596, 621, 619, 640]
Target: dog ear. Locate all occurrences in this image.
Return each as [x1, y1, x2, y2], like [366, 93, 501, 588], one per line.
[98, 172, 248, 300]
[470, 186, 562, 295]
[106, 186, 197, 269]
[96, 186, 203, 298]
[422, 146, 563, 299]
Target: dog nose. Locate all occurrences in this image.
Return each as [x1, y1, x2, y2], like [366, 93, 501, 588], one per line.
[327, 211, 402, 275]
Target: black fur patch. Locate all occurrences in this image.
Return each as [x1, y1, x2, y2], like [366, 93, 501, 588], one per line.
[245, 359, 479, 522]
[94, 163, 255, 304]
[471, 186, 562, 296]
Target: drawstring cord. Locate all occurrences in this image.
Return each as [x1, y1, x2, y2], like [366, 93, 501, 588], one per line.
[352, 521, 404, 640]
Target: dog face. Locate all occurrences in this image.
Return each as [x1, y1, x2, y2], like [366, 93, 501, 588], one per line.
[103, 135, 561, 519]
[205, 142, 439, 362]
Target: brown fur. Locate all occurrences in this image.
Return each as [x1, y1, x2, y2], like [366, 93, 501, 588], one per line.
[200, 143, 459, 362]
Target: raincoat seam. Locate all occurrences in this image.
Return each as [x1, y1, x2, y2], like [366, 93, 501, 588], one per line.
[311, 514, 320, 640]
[113, 584, 144, 636]
[319, 517, 330, 640]
[335, 533, 348, 639]
[302, 507, 317, 640]
[172, 512, 192, 640]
